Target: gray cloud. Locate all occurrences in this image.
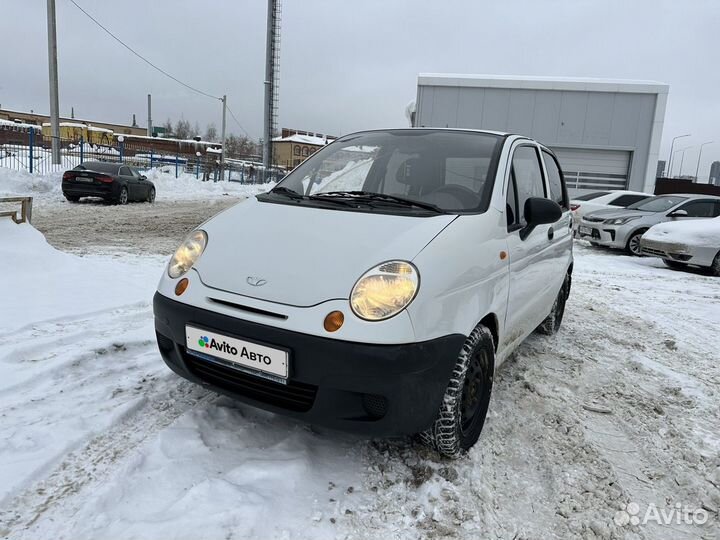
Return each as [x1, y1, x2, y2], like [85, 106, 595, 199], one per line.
[1, 0, 718, 177]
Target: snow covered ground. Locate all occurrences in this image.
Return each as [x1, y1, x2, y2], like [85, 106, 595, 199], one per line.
[0, 173, 718, 539]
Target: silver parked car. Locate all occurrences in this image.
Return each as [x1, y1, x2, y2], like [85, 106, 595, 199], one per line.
[641, 217, 720, 275]
[578, 194, 720, 255]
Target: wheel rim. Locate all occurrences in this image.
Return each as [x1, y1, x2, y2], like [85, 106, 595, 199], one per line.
[120, 189, 127, 204]
[629, 234, 642, 255]
[460, 348, 489, 434]
[149, 189, 155, 202]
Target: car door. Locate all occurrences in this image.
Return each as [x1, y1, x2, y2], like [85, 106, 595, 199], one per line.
[540, 148, 573, 282]
[118, 166, 136, 200]
[504, 143, 560, 345]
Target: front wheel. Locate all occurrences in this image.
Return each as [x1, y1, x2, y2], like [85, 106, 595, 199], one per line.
[537, 272, 571, 335]
[147, 187, 156, 203]
[625, 229, 647, 256]
[422, 325, 495, 458]
[711, 251, 720, 277]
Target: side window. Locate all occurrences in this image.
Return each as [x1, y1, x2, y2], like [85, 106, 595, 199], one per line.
[677, 200, 717, 217]
[542, 150, 566, 208]
[511, 146, 546, 225]
[506, 172, 519, 229]
[119, 166, 130, 176]
[610, 194, 647, 207]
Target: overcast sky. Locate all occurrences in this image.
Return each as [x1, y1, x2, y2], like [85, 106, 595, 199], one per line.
[1, 0, 719, 178]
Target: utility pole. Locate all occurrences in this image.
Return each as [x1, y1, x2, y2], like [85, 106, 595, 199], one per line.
[695, 141, 713, 183]
[147, 94, 152, 136]
[46, 0, 61, 165]
[220, 94, 227, 181]
[666, 133, 690, 178]
[263, 0, 281, 181]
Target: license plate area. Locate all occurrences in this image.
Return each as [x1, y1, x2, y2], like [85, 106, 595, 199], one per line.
[578, 225, 592, 236]
[76, 176, 94, 183]
[185, 325, 289, 383]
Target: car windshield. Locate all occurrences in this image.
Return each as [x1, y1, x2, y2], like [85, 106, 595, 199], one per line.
[574, 191, 609, 201]
[261, 129, 504, 214]
[628, 195, 688, 212]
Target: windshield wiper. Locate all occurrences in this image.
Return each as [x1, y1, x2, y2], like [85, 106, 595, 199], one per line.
[313, 191, 446, 213]
[270, 186, 305, 200]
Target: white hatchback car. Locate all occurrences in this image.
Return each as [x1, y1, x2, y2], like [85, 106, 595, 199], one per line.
[570, 190, 652, 233]
[154, 128, 573, 457]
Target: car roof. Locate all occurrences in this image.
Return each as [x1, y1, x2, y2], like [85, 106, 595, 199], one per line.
[658, 193, 720, 200]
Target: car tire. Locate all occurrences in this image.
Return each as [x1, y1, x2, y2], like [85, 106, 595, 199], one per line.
[711, 251, 720, 277]
[537, 272, 571, 335]
[625, 229, 647, 256]
[663, 259, 687, 270]
[147, 187, 156, 203]
[421, 324, 495, 458]
[65, 195, 79, 202]
[116, 186, 129, 205]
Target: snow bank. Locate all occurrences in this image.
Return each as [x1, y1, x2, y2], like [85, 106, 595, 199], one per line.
[643, 217, 720, 248]
[0, 219, 161, 334]
[0, 166, 275, 202]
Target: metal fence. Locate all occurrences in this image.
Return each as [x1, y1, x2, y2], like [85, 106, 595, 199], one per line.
[0, 124, 285, 183]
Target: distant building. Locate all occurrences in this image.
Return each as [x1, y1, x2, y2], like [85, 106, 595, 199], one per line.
[0, 107, 145, 136]
[656, 160, 666, 178]
[273, 128, 336, 169]
[710, 161, 720, 186]
[415, 74, 669, 196]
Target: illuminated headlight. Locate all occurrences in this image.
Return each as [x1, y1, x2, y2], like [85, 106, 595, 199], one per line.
[168, 230, 207, 279]
[604, 216, 641, 225]
[350, 261, 419, 321]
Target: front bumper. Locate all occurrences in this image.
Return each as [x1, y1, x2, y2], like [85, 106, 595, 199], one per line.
[577, 221, 628, 248]
[153, 292, 465, 437]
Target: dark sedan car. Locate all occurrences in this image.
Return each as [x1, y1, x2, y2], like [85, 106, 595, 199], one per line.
[62, 161, 156, 205]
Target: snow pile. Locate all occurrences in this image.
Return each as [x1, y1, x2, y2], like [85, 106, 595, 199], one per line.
[313, 159, 372, 192]
[643, 217, 720, 248]
[0, 166, 275, 202]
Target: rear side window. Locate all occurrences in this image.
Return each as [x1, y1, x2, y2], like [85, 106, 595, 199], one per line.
[609, 194, 648, 207]
[575, 191, 609, 201]
[542, 150, 566, 208]
[508, 146, 546, 227]
[119, 166, 131, 176]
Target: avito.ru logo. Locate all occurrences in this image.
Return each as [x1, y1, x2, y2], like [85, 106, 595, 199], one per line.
[198, 335, 238, 355]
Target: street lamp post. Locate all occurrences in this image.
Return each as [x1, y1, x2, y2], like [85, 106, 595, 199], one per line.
[667, 134, 691, 178]
[695, 141, 714, 183]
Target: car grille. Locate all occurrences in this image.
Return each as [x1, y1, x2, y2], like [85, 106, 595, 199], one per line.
[183, 349, 317, 412]
[583, 216, 606, 223]
[642, 246, 667, 257]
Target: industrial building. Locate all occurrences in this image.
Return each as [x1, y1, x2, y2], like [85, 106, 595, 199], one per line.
[414, 74, 669, 195]
[272, 128, 335, 169]
[0, 107, 145, 136]
[710, 161, 720, 186]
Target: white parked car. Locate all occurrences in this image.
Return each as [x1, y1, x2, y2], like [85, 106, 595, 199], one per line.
[153, 128, 573, 457]
[570, 190, 652, 232]
[641, 216, 720, 275]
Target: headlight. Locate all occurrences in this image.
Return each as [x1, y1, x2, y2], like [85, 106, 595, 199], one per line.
[350, 261, 419, 321]
[168, 230, 207, 278]
[604, 216, 641, 225]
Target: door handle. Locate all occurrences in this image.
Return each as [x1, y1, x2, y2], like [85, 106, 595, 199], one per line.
[547, 227, 554, 240]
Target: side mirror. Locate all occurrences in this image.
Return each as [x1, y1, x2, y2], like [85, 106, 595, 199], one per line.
[668, 209, 688, 218]
[140, 175, 147, 181]
[520, 197, 562, 240]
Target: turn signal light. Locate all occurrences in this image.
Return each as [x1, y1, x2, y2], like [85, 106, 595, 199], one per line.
[175, 277, 189, 296]
[323, 310, 344, 332]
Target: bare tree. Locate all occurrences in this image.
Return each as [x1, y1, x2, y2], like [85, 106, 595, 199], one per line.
[161, 118, 173, 137]
[205, 123, 218, 142]
[175, 119, 192, 139]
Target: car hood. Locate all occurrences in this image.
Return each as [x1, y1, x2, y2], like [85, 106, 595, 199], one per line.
[193, 197, 456, 307]
[643, 217, 720, 247]
[585, 208, 652, 220]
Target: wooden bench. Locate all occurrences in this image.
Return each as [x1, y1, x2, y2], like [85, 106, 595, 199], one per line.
[0, 197, 33, 224]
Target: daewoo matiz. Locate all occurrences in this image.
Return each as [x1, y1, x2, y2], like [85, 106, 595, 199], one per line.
[153, 128, 573, 457]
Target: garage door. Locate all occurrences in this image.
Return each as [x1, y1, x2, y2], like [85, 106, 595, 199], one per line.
[552, 148, 631, 191]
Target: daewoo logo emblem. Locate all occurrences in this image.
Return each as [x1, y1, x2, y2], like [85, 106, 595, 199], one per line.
[247, 276, 267, 287]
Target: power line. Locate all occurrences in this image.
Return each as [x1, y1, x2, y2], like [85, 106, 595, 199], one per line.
[66, 0, 220, 101]
[225, 104, 252, 139]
